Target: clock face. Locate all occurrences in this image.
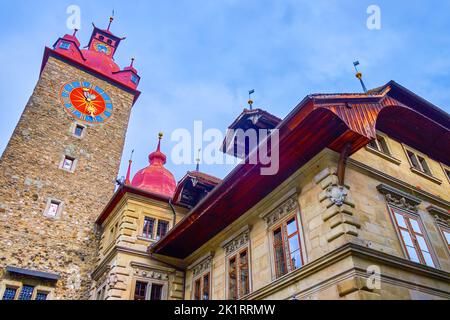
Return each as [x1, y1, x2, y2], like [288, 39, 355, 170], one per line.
[60, 81, 113, 124]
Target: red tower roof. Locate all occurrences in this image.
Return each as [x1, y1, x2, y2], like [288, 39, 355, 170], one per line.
[131, 134, 177, 198]
[43, 18, 141, 94]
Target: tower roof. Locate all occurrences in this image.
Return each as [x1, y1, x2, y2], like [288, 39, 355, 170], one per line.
[43, 17, 141, 96]
[131, 134, 177, 198]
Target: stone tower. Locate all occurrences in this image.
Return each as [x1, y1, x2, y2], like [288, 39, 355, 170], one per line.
[0, 20, 140, 300]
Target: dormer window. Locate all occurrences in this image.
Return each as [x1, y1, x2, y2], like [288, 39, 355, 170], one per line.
[59, 41, 71, 50]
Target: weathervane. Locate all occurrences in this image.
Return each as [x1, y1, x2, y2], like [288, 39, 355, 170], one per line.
[248, 89, 255, 110]
[353, 61, 368, 93]
[196, 148, 201, 172]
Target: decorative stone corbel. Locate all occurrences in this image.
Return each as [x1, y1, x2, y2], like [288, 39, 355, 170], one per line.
[325, 185, 349, 207]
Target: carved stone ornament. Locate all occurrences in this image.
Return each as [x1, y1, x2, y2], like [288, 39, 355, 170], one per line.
[223, 229, 250, 256]
[326, 185, 349, 206]
[427, 205, 450, 228]
[264, 195, 298, 227]
[377, 184, 421, 212]
[192, 256, 213, 277]
[133, 267, 168, 281]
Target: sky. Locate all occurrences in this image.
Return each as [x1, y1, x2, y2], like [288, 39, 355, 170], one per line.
[0, 0, 449, 182]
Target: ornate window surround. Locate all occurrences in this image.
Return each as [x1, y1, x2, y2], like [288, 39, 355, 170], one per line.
[427, 205, 450, 254]
[130, 263, 169, 300]
[188, 252, 214, 300]
[220, 225, 252, 299]
[377, 184, 440, 268]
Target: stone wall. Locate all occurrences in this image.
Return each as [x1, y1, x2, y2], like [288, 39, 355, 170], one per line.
[0, 56, 135, 299]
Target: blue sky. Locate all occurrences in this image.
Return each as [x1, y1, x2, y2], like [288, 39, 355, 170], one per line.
[0, 0, 449, 182]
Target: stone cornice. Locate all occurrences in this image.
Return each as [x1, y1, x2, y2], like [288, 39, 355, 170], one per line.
[427, 205, 450, 228]
[244, 243, 450, 300]
[377, 183, 422, 212]
[349, 158, 450, 209]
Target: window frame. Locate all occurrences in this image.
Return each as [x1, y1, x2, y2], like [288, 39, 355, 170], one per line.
[142, 216, 156, 239]
[192, 272, 211, 300]
[440, 163, 450, 184]
[1, 281, 53, 301]
[71, 123, 86, 139]
[132, 279, 167, 300]
[43, 198, 64, 219]
[402, 145, 441, 184]
[437, 225, 450, 253]
[389, 206, 437, 268]
[226, 247, 250, 300]
[270, 214, 305, 279]
[59, 154, 78, 173]
[59, 41, 71, 50]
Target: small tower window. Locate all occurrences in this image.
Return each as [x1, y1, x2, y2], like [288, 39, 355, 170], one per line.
[99, 35, 105, 41]
[44, 198, 63, 219]
[73, 124, 86, 138]
[107, 39, 112, 45]
[62, 156, 75, 171]
[59, 155, 77, 173]
[59, 41, 71, 50]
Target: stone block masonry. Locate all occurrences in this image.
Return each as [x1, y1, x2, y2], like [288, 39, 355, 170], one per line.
[0, 56, 135, 299]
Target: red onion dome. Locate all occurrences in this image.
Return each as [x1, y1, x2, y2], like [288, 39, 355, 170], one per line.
[131, 133, 176, 198]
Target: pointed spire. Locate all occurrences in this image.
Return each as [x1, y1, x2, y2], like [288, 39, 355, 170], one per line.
[149, 132, 166, 166]
[107, 11, 114, 31]
[196, 149, 201, 172]
[130, 57, 135, 68]
[125, 149, 134, 185]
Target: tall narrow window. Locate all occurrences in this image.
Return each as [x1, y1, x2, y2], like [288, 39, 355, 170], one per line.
[2, 287, 17, 300]
[18, 285, 34, 300]
[193, 272, 211, 300]
[239, 250, 249, 297]
[227, 248, 250, 300]
[438, 226, 450, 252]
[134, 281, 147, 300]
[272, 215, 303, 278]
[407, 150, 420, 170]
[391, 208, 435, 267]
[228, 256, 237, 300]
[194, 278, 201, 300]
[202, 273, 210, 300]
[417, 155, 431, 175]
[142, 217, 155, 239]
[156, 220, 169, 239]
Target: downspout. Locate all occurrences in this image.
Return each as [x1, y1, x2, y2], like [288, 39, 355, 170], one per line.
[168, 198, 177, 229]
[337, 142, 352, 186]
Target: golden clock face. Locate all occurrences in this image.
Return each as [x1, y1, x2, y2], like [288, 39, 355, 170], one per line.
[60, 81, 113, 124]
[93, 41, 112, 55]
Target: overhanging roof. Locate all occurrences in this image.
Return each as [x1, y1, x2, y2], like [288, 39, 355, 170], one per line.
[6, 266, 60, 281]
[151, 81, 450, 259]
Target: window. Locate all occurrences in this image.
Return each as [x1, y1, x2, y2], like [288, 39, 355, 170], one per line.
[62, 156, 75, 172]
[134, 281, 147, 300]
[134, 281, 164, 300]
[36, 292, 48, 300]
[73, 124, 85, 138]
[142, 217, 155, 239]
[2, 287, 17, 300]
[438, 226, 450, 252]
[18, 285, 34, 300]
[228, 249, 250, 300]
[59, 41, 71, 50]
[368, 135, 390, 155]
[391, 208, 435, 267]
[193, 273, 210, 300]
[149, 284, 163, 301]
[272, 216, 303, 278]
[131, 74, 139, 85]
[107, 39, 112, 45]
[45, 199, 62, 218]
[156, 220, 169, 239]
[406, 149, 432, 176]
[441, 164, 450, 183]
[99, 35, 105, 41]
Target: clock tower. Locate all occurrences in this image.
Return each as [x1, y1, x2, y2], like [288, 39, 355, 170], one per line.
[0, 19, 140, 299]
